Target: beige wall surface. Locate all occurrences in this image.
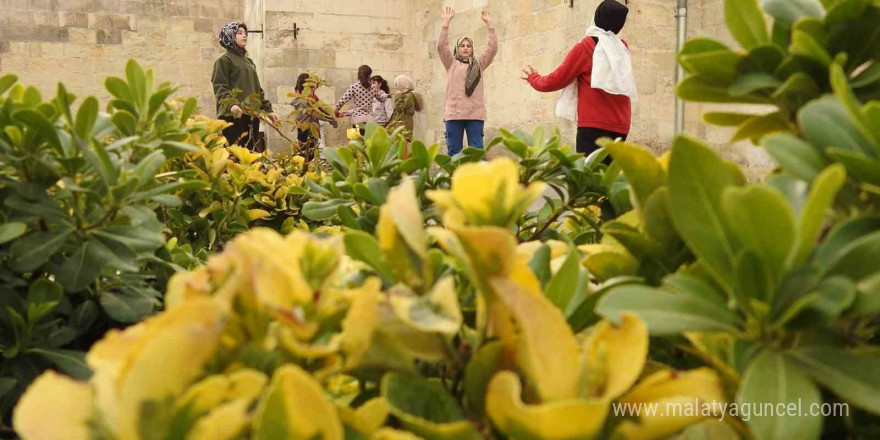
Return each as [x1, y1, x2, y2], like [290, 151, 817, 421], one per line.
[0, 0, 244, 113]
[0, 0, 774, 175]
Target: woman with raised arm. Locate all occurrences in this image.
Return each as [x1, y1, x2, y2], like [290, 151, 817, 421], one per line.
[211, 21, 278, 151]
[522, 0, 637, 157]
[437, 7, 497, 156]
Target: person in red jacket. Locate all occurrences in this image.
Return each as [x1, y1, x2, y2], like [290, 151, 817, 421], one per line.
[522, 0, 636, 157]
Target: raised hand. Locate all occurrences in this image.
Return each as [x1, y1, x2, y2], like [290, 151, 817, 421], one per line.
[441, 6, 455, 26]
[481, 10, 493, 26]
[520, 65, 537, 81]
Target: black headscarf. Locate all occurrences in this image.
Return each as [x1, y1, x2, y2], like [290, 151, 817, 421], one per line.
[594, 0, 629, 34]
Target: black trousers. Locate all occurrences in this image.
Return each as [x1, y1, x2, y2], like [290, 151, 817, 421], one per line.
[221, 115, 264, 152]
[576, 127, 628, 157]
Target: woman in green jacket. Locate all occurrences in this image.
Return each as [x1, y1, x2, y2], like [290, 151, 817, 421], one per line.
[212, 22, 278, 151]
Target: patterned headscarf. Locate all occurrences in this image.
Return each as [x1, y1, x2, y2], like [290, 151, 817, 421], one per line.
[219, 22, 246, 53]
[453, 36, 482, 97]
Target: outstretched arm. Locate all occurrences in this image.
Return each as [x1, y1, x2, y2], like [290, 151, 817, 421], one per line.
[437, 7, 455, 70]
[522, 43, 588, 92]
[478, 11, 498, 68]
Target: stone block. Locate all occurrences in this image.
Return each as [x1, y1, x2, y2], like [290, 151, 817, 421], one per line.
[377, 33, 403, 51]
[96, 28, 121, 44]
[89, 14, 132, 30]
[194, 18, 215, 33]
[60, 12, 88, 27]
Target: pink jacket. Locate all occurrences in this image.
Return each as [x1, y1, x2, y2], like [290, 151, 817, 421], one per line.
[437, 26, 498, 121]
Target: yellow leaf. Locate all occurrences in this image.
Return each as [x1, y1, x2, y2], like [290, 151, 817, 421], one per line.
[490, 277, 581, 402]
[228, 146, 261, 165]
[13, 371, 93, 440]
[613, 368, 726, 440]
[427, 158, 546, 228]
[486, 371, 608, 440]
[454, 226, 518, 280]
[185, 399, 252, 440]
[88, 298, 228, 438]
[254, 364, 344, 440]
[278, 326, 342, 358]
[389, 277, 463, 335]
[356, 397, 391, 433]
[347, 128, 361, 140]
[248, 209, 271, 221]
[371, 428, 425, 440]
[383, 178, 427, 257]
[582, 313, 649, 401]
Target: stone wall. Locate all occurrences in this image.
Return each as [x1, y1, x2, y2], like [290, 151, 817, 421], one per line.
[409, 0, 706, 154]
[0, 0, 245, 114]
[262, 0, 415, 147]
[0, 0, 775, 176]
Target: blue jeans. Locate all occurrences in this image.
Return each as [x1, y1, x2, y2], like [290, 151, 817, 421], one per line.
[445, 120, 484, 156]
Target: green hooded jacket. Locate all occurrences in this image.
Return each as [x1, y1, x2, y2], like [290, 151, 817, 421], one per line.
[211, 48, 273, 116]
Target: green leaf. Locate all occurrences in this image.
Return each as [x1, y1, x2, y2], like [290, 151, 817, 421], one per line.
[128, 180, 209, 202]
[29, 348, 93, 380]
[679, 50, 743, 85]
[826, 148, 880, 184]
[544, 248, 582, 311]
[0, 222, 28, 244]
[464, 341, 504, 417]
[159, 141, 199, 157]
[737, 350, 823, 440]
[13, 109, 62, 151]
[10, 230, 72, 273]
[731, 112, 795, 143]
[771, 72, 821, 111]
[677, 75, 771, 104]
[105, 76, 133, 101]
[528, 245, 553, 288]
[180, 97, 197, 121]
[806, 276, 856, 319]
[125, 59, 147, 110]
[798, 96, 875, 157]
[0, 74, 18, 95]
[668, 136, 743, 289]
[70, 300, 99, 334]
[133, 150, 167, 187]
[596, 285, 742, 336]
[75, 96, 99, 139]
[603, 141, 666, 215]
[824, 231, 880, 281]
[763, 133, 830, 181]
[55, 240, 104, 293]
[824, 0, 870, 28]
[737, 45, 787, 74]
[788, 347, 880, 414]
[147, 86, 176, 120]
[703, 112, 757, 126]
[849, 271, 880, 317]
[302, 200, 349, 221]
[678, 37, 731, 59]
[111, 110, 137, 136]
[788, 164, 846, 267]
[722, 185, 795, 285]
[733, 249, 774, 313]
[100, 286, 159, 323]
[790, 30, 833, 66]
[729, 73, 784, 96]
[851, 61, 880, 89]
[830, 63, 880, 152]
[382, 373, 481, 440]
[92, 225, 164, 255]
[763, 0, 825, 24]
[724, 0, 770, 50]
[27, 278, 64, 309]
[344, 231, 394, 280]
[816, 215, 880, 266]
